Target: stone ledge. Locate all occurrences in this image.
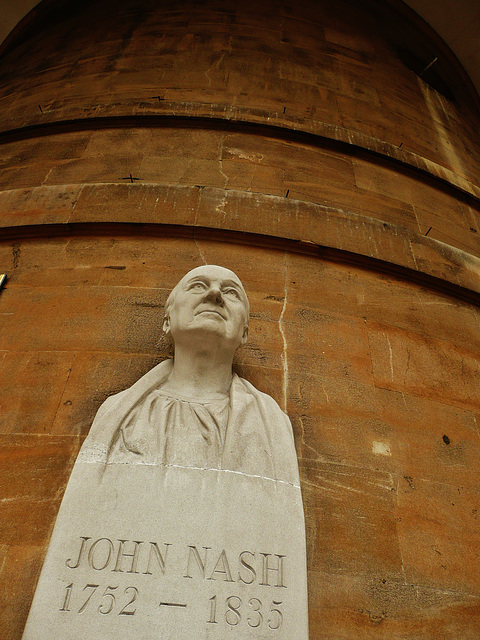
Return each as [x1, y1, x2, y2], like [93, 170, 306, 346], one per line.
[0, 110, 479, 203]
[1, 182, 480, 305]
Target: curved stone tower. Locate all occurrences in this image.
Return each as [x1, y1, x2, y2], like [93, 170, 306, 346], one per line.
[1, 0, 480, 637]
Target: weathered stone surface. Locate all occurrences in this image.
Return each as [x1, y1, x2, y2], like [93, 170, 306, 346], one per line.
[0, 351, 75, 435]
[396, 477, 480, 594]
[301, 460, 401, 577]
[0, 435, 82, 546]
[0, 545, 46, 640]
[2, 180, 480, 299]
[367, 321, 480, 412]
[1, 125, 479, 260]
[1, 233, 480, 639]
[308, 570, 480, 639]
[0, 285, 166, 354]
[2, 0, 480, 637]
[1, 0, 480, 191]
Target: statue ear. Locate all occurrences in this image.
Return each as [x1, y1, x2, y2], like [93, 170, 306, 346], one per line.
[241, 325, 248, 345]
[163, 314, 170, 336]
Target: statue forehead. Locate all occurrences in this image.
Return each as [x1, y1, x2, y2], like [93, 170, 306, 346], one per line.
[164, 264, 250, 326]
[177, 265, 245, 288]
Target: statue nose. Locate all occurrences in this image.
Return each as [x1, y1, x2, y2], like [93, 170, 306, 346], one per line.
[204, 287, 224, 304]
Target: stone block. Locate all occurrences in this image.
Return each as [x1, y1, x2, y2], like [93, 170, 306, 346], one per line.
[361, 275, 480, 353]
[0, 351, 75, 435]
[0, 545, 46, 640]
[287, 253, 480, 354]
[367, 322, 480, 412]
[0, 285, 165, 354]
[308, 569, 480, 640]
[292, 370, 480, 485]
[0, 434, 81, 546]
[396, 477, 480, 593]
[0, 163, 59, 192]
[85, 128, 222, 161]
[45, 156, 143, 187]
[300, 460, 401, 577]
[283, 304, 373, 379]
[0, 185, 82, 228]
[70, 183, 199, 225]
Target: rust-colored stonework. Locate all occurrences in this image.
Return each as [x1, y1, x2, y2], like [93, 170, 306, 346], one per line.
[0, 0, 480, 638]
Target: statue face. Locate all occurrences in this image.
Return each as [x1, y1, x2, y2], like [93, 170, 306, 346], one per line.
[164, 265, 249, 350]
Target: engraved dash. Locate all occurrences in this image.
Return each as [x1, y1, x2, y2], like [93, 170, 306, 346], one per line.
[159, 602, 187, 608]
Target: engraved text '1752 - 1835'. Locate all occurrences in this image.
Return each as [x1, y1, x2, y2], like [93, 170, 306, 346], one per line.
[59, 536, 287, 630]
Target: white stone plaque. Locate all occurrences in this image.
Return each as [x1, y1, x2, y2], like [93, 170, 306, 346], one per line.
[23, 266, 308, 639]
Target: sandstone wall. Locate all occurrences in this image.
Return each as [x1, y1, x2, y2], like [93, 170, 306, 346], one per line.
[0, 0, 480, 638]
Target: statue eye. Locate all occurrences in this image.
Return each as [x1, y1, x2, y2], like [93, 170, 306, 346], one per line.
[188, 281, 207, 291]
[224, 288, 240, 299]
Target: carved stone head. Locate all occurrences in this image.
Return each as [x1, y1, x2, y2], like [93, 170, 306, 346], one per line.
[163, 265, 249, 352]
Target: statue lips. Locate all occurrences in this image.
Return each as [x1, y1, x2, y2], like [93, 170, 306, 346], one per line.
[195, 307, 227, 320]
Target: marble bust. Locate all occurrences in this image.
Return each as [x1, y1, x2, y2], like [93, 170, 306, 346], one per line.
[80, 264, 299, 484]
[22, 264, 308, 640]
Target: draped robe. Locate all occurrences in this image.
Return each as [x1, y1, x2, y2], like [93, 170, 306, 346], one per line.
[79, 358, 300, 485]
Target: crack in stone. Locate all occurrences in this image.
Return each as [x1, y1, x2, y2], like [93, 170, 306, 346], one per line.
[193, 234, 207, 265]
[218, 134, 229, 190]
[384, 332, 394, 380]
[78, 452, 301, 488]
[279, 254, 289, 412]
